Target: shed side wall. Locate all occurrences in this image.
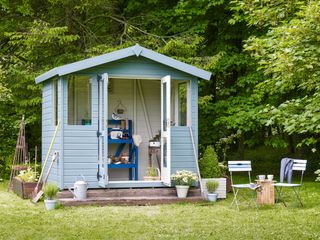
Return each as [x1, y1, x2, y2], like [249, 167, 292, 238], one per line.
[42, 80, 61, 185]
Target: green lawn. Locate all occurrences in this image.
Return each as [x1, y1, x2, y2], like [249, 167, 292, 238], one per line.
[0, 181, 320, 240]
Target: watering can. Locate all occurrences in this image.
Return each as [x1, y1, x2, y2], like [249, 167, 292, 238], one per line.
[68, 175, 88, 200]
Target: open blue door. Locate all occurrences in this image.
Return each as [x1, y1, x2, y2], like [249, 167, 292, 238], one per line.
[98, 73, 108, 187]
[161, 75, 171, 186]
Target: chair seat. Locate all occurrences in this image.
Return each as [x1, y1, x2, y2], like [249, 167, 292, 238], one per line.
[232, 183, 252, 189]
[273, 183, 301, 187]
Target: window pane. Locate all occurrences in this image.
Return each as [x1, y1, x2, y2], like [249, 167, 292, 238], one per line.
[178, 82, 187, 126]
[163, 82, 167, 131]
[68, 75, 92, 125]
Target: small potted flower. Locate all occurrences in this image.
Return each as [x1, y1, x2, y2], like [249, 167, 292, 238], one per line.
[143, 167, 160, 181]
[171, 170, 197, 198]
[44, 183, 59, 210]
[206, 180, 219, 202]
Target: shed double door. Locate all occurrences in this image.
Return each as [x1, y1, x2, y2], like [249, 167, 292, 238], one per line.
[97, 74, 172, 187]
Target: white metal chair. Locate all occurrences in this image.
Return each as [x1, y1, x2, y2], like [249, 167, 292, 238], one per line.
[273, 159, 307, 207]
[228, 161, 258, 210]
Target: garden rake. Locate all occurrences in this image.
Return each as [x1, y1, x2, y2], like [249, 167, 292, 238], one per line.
[31, 151, 59, 203]
[31, 121, 59, 202]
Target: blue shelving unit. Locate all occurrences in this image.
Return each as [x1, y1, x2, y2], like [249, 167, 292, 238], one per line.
[107, 120, 138, 180]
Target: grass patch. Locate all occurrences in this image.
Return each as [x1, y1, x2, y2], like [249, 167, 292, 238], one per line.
[0, 181, 320, 240]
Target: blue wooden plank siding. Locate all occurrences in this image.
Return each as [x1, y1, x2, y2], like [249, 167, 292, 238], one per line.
[42, 80, 61, 186]
[171, 127, 197, 174]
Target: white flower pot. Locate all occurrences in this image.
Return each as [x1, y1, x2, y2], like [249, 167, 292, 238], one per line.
[207, 193, 218, 202]
[176, 185, 189, 198]
[44, 199, 57, 210]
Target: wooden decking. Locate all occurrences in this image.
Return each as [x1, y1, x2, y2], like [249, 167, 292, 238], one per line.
[58, 188, 204, 206]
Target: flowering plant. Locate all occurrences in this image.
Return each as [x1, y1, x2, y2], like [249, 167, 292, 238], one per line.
[315, 169, 320, 181]
[16, 167, 38, 183]
[171, 170, 197, 186]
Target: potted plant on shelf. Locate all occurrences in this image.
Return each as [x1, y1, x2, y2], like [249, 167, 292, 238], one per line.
[44, 183, 59, 210]
[171, 170, 197, 198]
[199, 145, 227, 199]
[143, 166, 160, 181]
[206, 180, 219, 202]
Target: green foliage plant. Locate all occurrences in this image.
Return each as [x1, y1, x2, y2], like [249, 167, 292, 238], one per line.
[206, 180, 219, 194]
[147, 167, 158, 177]
[199, 146, 221, 178]
[44, 183, 59, 200]
[16, 167, 38, 183]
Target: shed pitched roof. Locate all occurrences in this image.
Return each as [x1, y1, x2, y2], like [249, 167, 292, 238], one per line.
[35, 44, 212, 84]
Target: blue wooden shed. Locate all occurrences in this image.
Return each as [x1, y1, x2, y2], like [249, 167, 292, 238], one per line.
[35, 44, 211, 189]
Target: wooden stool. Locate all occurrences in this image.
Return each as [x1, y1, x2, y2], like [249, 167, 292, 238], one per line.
[256, 180, 275, 205]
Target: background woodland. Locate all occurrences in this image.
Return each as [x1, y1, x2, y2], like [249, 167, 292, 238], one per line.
[0, 0, 319, 178]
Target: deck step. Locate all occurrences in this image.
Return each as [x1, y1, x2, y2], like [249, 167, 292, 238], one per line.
[59, 196, 204, 206]
[58, 188, 201, 198]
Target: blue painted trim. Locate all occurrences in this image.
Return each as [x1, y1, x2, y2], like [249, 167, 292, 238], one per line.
[59, 77, 64, 189]
[35, 44, 212, 83]
[108, 164, 136, 169]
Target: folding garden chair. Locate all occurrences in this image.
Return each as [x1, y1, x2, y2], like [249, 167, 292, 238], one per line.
[273, 159, 307, 207]
[228, 161, 258, 210]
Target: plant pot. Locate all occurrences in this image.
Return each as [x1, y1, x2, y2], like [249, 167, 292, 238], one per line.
[207, 193, 218, 202]
[175, 185, 189, 198]
[44, 199, 57, 210]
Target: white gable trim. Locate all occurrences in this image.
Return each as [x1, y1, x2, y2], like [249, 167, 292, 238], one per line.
[35, 44, 212, 83]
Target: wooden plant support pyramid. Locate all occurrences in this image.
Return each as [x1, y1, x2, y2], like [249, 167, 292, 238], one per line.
[8, 116, 29, 191]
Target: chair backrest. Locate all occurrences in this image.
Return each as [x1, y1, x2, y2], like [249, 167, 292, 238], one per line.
[292, 159, 307, 185]
[228, 161, 252, 184]
[228, 161, 252, 172]
[292, 159, 307, 171]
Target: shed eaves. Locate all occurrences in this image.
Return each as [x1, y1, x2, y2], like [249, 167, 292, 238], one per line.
[35, 44, 212, 83]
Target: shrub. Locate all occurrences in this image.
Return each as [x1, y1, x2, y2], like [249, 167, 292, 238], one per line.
[44, 183, 59, 200]
[206, 180, 219, 193]
[171, 170, 197, 186]
[199, 145, 221, 178]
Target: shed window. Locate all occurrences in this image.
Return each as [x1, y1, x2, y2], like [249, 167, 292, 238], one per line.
[178, 82, 187, 126]
[68, 75, 92, 125]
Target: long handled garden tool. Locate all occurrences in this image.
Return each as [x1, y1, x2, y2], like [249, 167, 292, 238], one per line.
[32, 151, 59, 203]
[31, 121, 59, 200]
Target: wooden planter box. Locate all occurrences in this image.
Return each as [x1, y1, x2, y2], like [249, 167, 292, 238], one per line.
[12, 177, 41, 199]
[201, 178, 227, 199]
